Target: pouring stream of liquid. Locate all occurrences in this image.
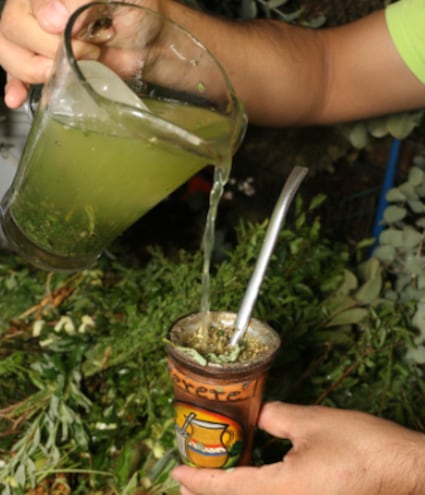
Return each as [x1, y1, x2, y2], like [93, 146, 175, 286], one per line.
[230, 165, 308, 347]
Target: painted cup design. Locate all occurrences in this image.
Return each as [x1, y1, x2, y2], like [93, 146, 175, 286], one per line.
[174, 402, 243, 468]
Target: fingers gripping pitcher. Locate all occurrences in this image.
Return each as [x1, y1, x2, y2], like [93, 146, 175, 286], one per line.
[0, 1, 246, 271]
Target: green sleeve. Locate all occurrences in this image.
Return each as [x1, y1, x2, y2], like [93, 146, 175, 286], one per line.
[385, 0, 425, 84]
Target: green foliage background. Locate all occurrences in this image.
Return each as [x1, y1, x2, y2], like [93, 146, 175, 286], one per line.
[0, 195, 424, 494]
[1, 4, 425, 494]
[1, 1, 425, 492]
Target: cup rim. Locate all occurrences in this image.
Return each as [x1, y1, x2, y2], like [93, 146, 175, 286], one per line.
[167, 310, 281, 373]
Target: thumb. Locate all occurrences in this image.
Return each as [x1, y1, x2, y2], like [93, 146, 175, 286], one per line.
[172, 463, 282, 495]
[4, 78, 30, 109]
[33, 0, 73, 33]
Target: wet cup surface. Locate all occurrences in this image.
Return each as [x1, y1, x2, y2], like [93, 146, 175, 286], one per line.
[167, 311, 281, 468]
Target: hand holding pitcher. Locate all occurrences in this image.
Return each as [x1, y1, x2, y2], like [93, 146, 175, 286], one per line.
[0, 1, 246, 271]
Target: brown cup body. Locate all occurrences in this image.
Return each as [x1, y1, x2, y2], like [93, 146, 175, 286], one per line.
[167, 311, 281, 468]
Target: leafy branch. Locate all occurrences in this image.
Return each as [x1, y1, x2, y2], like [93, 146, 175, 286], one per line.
[0, 193, 424, 493]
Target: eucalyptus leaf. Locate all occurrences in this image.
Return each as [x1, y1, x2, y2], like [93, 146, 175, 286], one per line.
[323, 307, 369, 327]
[5, 275, 17, 290]
[367, 117, 389, 138]
[407, 166, 425, 186]
[398, 182, 418, 201]
[347, 122, 369, 149]
[325, 295, 358, 314]
[412, 301, 425, 334]
[383, 289, 398, 301]
[331, 269, 358, 297]
[407, 199, 425, 214]
[207, 345, 241, 363]
[240, 0, 258, 19]
[402, 225, 423, 248]
[417, 275, 425, 290]
[383, 205, 407, 223]
[356, 237, 375, 250]
[373, 245, 396, 263]
[172, 345, 207, 366]
[14, 463, 26, 489]
[263, 0, 289, 8]
[357, 257, 381, 282]
[385, 187, 406, 202]
[273, 7, 304, 22]
[355, 277, 382, 304]
[355, 273, 382, 305]
[400, 285, 425, 302]
[386, 111, 423, 139]
[406, 346, 425, 365]
[405, 255, 425, 274]
[415, 182, 425, 198]
[121, 472, 138, 495]
[305, 14, 327, 28]
[379, 228, 403, 247]
[413, 154, 425, 168]
[415, 218, 425, 229]
[395, 273, 414, 292]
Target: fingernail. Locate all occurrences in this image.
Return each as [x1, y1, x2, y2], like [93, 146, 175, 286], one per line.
[39, 0, 70, 31]
[171, 466, 185, 481]
[171, 467, 180, 480]
[4, 91, 22, 110]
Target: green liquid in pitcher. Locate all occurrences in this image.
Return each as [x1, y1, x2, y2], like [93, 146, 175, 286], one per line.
[8, 98, 233, 260]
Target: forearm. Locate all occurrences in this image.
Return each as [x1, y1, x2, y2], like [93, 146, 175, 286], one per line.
[163, 2, 425, 126]
[163, 1, 328, 126]
[405, 431, 425, 494]
[2, 0, 425, 120]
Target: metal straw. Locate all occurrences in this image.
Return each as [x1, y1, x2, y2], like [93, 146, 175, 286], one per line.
[230, 165, 308, 347]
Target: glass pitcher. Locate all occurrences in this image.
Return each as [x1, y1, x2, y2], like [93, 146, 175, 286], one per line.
[0, 1, 247, 271]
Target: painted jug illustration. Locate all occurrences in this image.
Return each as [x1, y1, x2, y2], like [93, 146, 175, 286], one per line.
[174, 402, 243, 468]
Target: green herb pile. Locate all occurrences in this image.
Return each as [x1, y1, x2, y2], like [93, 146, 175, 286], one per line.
[1, 195, 424, 494]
